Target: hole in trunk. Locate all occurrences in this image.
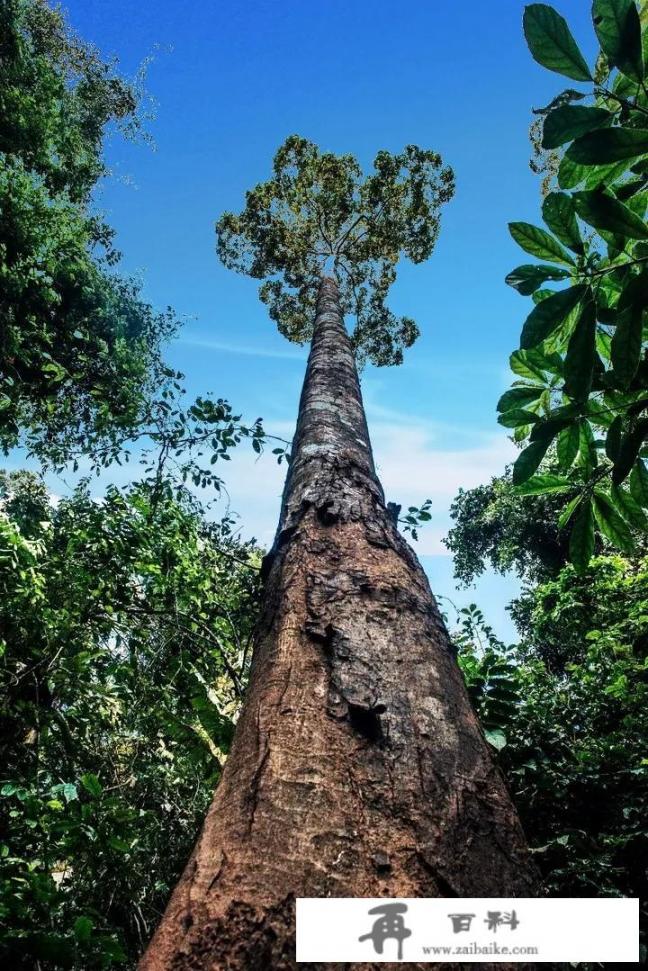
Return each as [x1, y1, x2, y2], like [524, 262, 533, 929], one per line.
[348, 702, 385, 742]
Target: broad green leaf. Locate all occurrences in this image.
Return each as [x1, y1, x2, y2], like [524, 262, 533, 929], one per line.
[593, 492, 636, 551]
[497, 386, 544, 412]
[583, 159, 630, 187]
[523, 4, 592, 80]
[505, 263, 570, 294]
[73, 917, 94, 942]
[564, 300, 597, 400]
[520, 284, 586, 348]
[557, 422, 580, 468]
[512, 438, 554, 484]
[558, 155, 589, 189]
[498, 408, 542, 427]
[62, 782, 78, 803]
[559, 155, 629, 189]
[80, 773, 102, 798]
[542, 105, 614, 148]
[611, 305, 643, 387]
[509, 222, 575, 264]
[592, 0, 644, 82]
[613, 416, 648, 482]
[484, 727, 507, 750]
[630, 459, 648, 505]
[542, 192, 584, 252]
[108, 836, 131, 852]
[510, 348, 551, 381]
[578, 417, 598, 475]
[606, 415, 623, 461]
[515, 473, 572, 494]
[532, 288, 557, 303]
[611, 482, 648, 527]
[570, 497, 595, 571]
[573, 189, 648, 239]
[529, 414, 574, 446]
[558, 493, 582, 528]
[567, 127, 648, 164]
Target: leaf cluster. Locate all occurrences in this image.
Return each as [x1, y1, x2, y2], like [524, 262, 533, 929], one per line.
[500, 1, 648, 570]
[455, 555, 648, 944]
[0, 0, 175, 465]
[0, 470, 261, 968]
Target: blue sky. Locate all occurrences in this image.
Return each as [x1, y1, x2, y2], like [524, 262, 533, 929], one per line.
[54, 0, 597, 639]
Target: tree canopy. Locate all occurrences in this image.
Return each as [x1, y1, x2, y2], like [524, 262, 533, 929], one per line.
[216, 134, 455, 366]
[0, 471, 260, 968]
[0, 0, 177, 465]
[497, 0, 648, 571]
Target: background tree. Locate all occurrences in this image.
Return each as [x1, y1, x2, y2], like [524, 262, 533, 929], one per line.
[449, 556, 648, 958]
[0, 0, 184, 465]
[497, 1, 648, 571]
[141, 142, 537, 971]
[0, 470, 261, 969]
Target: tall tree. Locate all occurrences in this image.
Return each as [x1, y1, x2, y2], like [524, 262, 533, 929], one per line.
[141, 138, 536, 969]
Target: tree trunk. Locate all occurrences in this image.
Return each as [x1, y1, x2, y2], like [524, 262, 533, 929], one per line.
[140, 276, 536, 971]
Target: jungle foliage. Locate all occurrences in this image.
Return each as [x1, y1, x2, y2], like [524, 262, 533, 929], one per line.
[499, 0, 648, 571]
[0, 0, 181, 465]
[449, 465, 647, 952]
[216, 134, 455, 366]
[0, 470, 260, 968]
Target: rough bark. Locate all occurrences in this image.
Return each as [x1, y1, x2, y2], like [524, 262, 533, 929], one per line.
[140, 277, 537, 971]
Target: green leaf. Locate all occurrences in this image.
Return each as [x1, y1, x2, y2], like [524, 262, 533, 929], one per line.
[80, 773, 102, 798]
[520, 284, 586, 348]
[606, 415, 623, 461]
[509, 221, 575, 264]
[611, 305, 643, 387]
[515, 473, 572, 494]
[542, 105, 614, 148]
[108, 836, 131, 853]
[542, 191, 584, 252]
[62, 783, 78, 803]
[505, 263, 570, 294]
[509, 348, 552, 382]
[558, 493, 582, 528]
[611, 482, 648, 528]
[512, 438, 553, 484]
[498, 408, 542, 428]
[558, 155, 628, 189]
[523, 4, 592, 80]
[567, 128, 648, 164]
[613, 416, 648, 483]
[630, 459, 648, 505]
[570, 497, 595, 571]
[564, 300, 597, 400]
[592, 0, 643, 82]
[497, 386, 544, 413]
[593, 492, 636, 551]
[73, 917, 94, 942]
[557, 422, 580, 468]
[578, 418, 598, 476]
[573, 189, 648, 239]
[484, 727, 507, 750]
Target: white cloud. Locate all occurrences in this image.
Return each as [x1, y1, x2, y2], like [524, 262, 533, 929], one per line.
[215, 420, 515, 557]
[177, 336, 307, 361]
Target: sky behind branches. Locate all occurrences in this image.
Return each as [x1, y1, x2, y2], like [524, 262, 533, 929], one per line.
[56, 0, 596, 639]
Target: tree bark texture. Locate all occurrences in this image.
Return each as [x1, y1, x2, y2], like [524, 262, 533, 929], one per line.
[140, 277, 537, 971]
